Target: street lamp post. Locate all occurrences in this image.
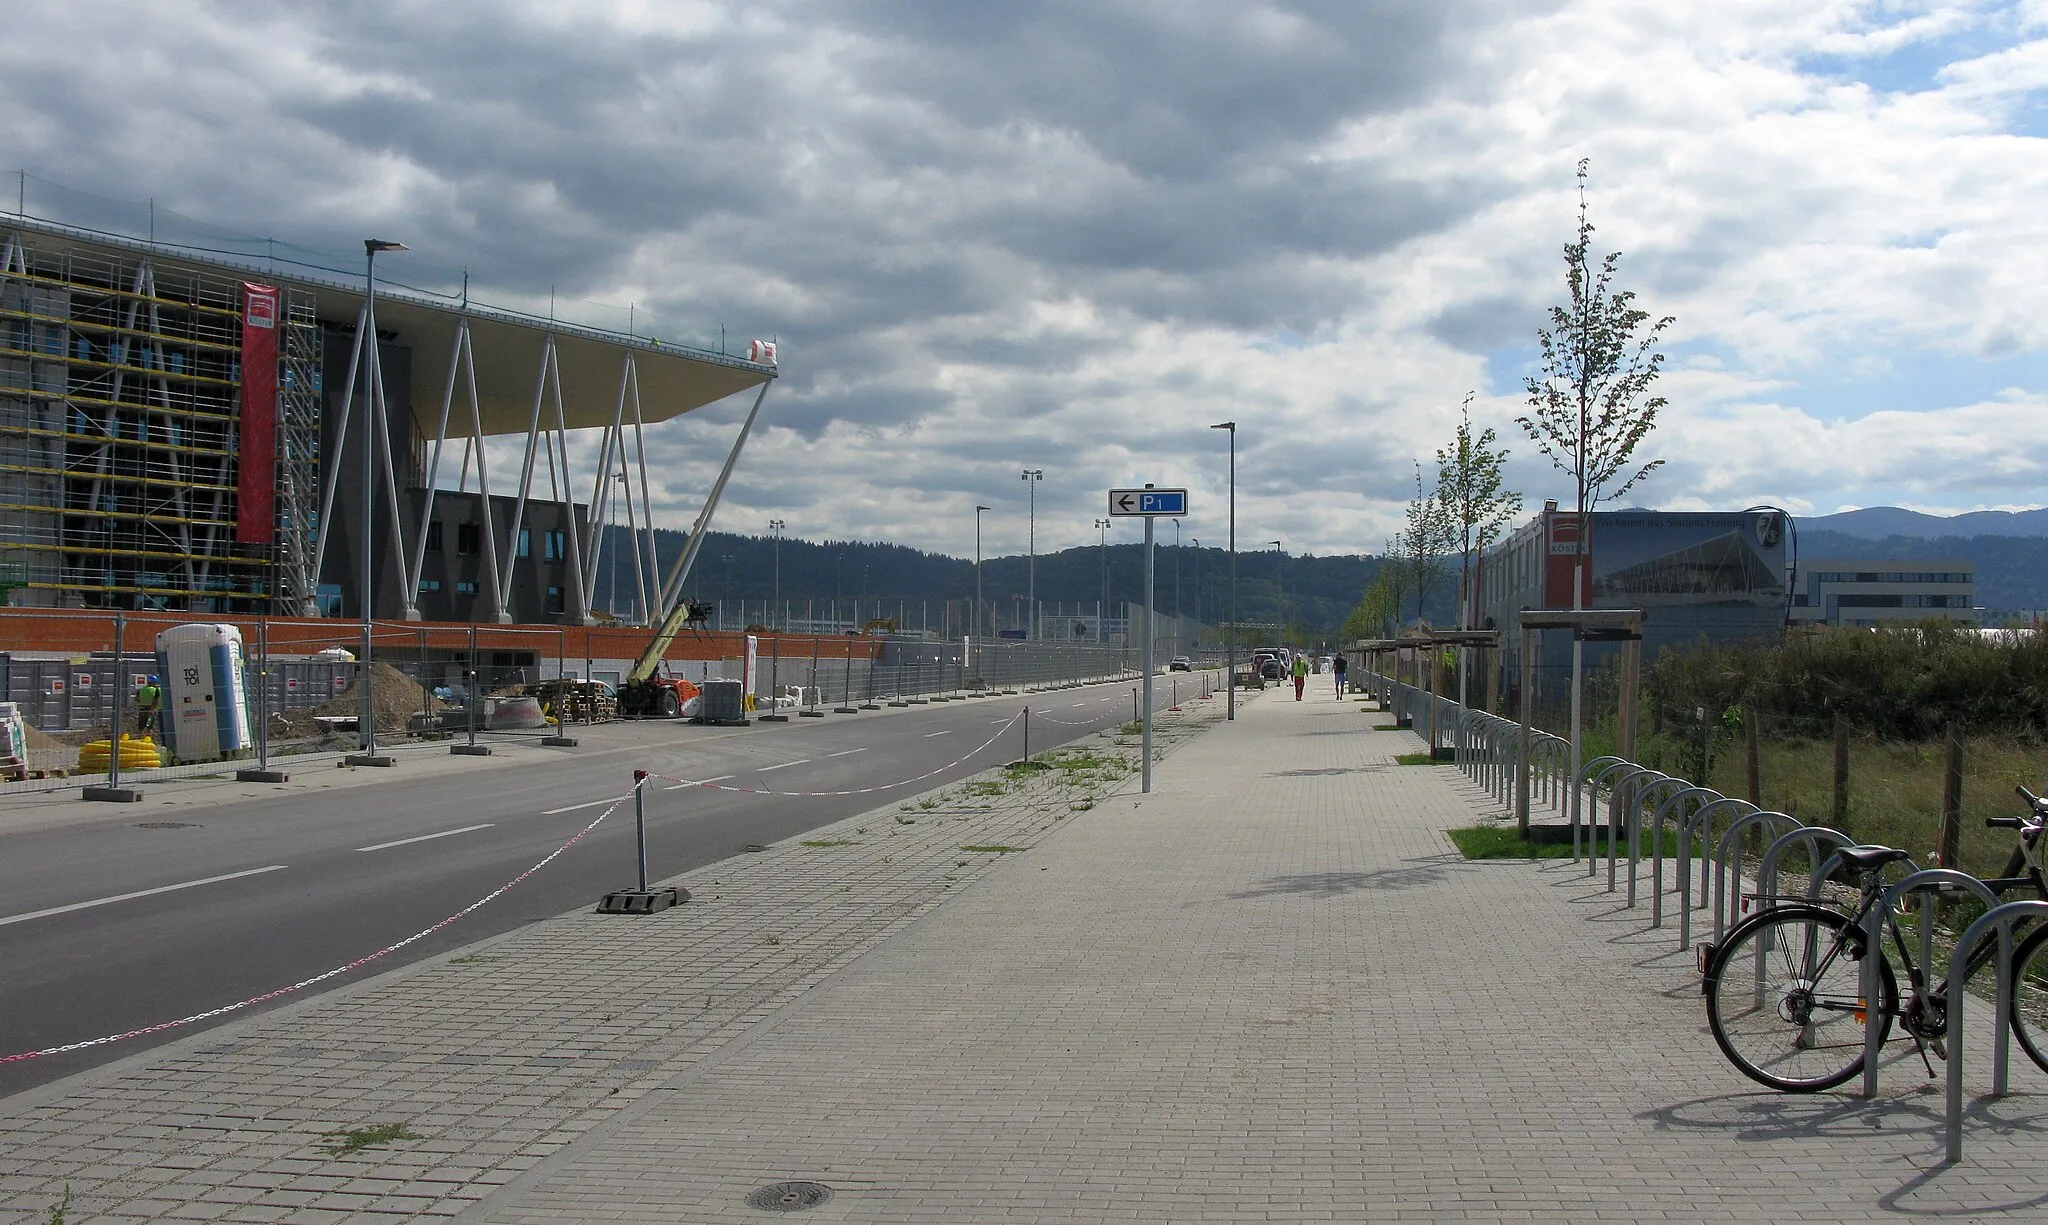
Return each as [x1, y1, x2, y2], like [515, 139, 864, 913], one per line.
[1020, 469, 1043, 638]
[1191, 538, 1200, 641]
[1210, 422, 1236, 719]
[768, 518, 785, 631]
[355, 238, 406, 765]
[722, 553, 735, 629]
[1172, 518, 1181, 658]
[1269, 540, 1283, 646]
[974, 504, 991, 657]
[1094, 517, 1111, 643]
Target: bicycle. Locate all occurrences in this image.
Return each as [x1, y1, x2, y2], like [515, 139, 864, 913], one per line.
[1699, 785, 2048, 1092]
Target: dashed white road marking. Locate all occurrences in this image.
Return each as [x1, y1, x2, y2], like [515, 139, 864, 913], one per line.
[357, 824, 495, 853]
[0, 866, 289, 928]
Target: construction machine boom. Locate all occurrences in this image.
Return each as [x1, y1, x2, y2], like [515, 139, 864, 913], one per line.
[616, 598, 712, 718]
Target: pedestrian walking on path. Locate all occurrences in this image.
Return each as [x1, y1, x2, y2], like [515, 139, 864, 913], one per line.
[1332, 651, 1347, 697]
[1290, 652, 1308, 700]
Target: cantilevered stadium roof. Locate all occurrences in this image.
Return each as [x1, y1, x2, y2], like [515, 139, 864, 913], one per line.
[5, 217, 775, 435]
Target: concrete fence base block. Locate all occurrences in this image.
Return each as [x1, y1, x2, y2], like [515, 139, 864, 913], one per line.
[81, 784, 143, 803]
[594, 886, 685, 915]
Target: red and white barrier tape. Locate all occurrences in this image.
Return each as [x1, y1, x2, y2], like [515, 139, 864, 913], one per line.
[0, 800, 624, 1066]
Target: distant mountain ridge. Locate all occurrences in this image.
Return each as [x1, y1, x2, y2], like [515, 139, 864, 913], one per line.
[1797, 507, 2048, 539]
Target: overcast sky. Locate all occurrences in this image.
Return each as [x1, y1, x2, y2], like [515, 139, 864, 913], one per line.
[8, 0, 2048, 560]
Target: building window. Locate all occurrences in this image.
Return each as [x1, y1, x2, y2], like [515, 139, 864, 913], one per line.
[417, 579, 441, 594]
[544, 529, 566, 561]
[545, 585, 564, 615]
[457, 522, 480, 555]
[457, 580, 479, 595]
[517, 528, 531, 558]
[426, 521, 443, 553]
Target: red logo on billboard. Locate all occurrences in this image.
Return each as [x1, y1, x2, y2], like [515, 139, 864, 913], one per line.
[244, 284, 278, 329]
[1548, 513, 1582, 555]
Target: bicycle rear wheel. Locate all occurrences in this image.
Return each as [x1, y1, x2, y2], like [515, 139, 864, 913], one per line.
[1705, 905, 1895, 1092]
[2009, 923, 2048, 1075]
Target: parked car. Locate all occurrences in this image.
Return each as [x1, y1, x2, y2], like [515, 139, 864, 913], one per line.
[1168, 656, 1193, 671]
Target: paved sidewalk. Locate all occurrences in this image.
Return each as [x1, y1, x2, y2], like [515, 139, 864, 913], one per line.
[6, 684, 2047, 1222]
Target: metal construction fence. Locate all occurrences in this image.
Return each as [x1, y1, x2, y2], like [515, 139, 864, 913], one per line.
[0, 608, 1154, 793]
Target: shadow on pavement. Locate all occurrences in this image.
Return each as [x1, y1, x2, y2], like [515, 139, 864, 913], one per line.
[1220, 854, 1478, 900]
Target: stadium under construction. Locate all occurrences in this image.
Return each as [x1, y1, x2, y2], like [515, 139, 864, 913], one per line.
[0, 212, 777, 625]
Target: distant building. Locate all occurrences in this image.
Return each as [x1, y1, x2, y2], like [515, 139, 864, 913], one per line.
[1477, 508, 1790, 699]
[1787, 561, 1976, 627]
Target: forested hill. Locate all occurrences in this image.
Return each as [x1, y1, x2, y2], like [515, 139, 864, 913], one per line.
[601, 527, 1391, 635]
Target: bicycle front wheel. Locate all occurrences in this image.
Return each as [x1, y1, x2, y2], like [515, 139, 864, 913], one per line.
[2008, 923, 2048, 1075]
[1705, 905, 1895, 1092]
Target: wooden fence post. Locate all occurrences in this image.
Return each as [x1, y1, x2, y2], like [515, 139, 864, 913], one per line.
[1831, 714, 1850, 829]
[1619, 637, 1640, 763]
[1744, 705, 1761, 807]
[1939, 722, 1964, 869]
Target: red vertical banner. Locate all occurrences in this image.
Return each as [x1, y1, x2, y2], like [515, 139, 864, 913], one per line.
[236, 283, 280, 545]
[1544, 511, 1593, 607]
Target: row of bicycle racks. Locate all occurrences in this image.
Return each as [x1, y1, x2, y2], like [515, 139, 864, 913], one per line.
[1363, 673, 2048, 1163]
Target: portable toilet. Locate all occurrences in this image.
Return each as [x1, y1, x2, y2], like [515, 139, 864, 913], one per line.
[154, 623, 253, 762]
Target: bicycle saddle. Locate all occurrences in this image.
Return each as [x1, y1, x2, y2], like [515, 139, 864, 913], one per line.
[1836, 845, 1912, 873]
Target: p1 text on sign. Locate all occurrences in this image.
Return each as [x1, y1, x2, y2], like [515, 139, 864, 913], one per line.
[1108, 487, 1188, 517]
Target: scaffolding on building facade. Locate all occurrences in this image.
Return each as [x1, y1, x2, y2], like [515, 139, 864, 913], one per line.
[0, 229, 319, 611]
[2, 212, 778, 623]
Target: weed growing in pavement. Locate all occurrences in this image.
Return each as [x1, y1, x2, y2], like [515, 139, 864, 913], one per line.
[44, 1186, 69, 1225]
[447, 955, 492, 965]
[801, 839, 858, 847]
[1394, 752, 1442, 766]
[895, 815, 916, 825]
[964, 779, 1006, 797]
[1374, 724, 1402, 731]
[962, 845, 1027, 854]
[762, 935, 781, 946]
[319, 1123, 421, 1156]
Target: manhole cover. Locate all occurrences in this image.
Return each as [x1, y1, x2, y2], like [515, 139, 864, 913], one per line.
[745, 1181, 832, 1212]
[135, 821, 200, 829]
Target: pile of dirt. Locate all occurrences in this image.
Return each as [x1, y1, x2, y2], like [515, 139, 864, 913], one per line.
[269, 661, 439, 741]
[21, 721, 81, 771]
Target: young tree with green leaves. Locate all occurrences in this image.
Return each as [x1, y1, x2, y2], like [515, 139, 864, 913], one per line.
[1400, 462, 1458, 623]
[1517, 158, 1673, 787]
[1436, 392, 1522, 703]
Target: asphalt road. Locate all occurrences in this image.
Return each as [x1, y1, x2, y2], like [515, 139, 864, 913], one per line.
[0, 674, 1214, 1096]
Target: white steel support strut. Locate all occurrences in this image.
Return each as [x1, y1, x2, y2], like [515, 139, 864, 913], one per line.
[630, 369, 659, 621]
[545, 351, 591, 624]
[461, 326, 509, 624]
[658, 381, 772, 615]
[306, 299, 371, 613]
[407, 318, 467, 613]
[582, 354, 633, 598]
[615, 432, 647, 623]
[366, 311, 414, 620]
[497, 335, 554, 615]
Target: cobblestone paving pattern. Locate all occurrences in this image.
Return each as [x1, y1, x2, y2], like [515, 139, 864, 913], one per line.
[0, 690, 1228, 1224]
[473, 690, 2047, 1224]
